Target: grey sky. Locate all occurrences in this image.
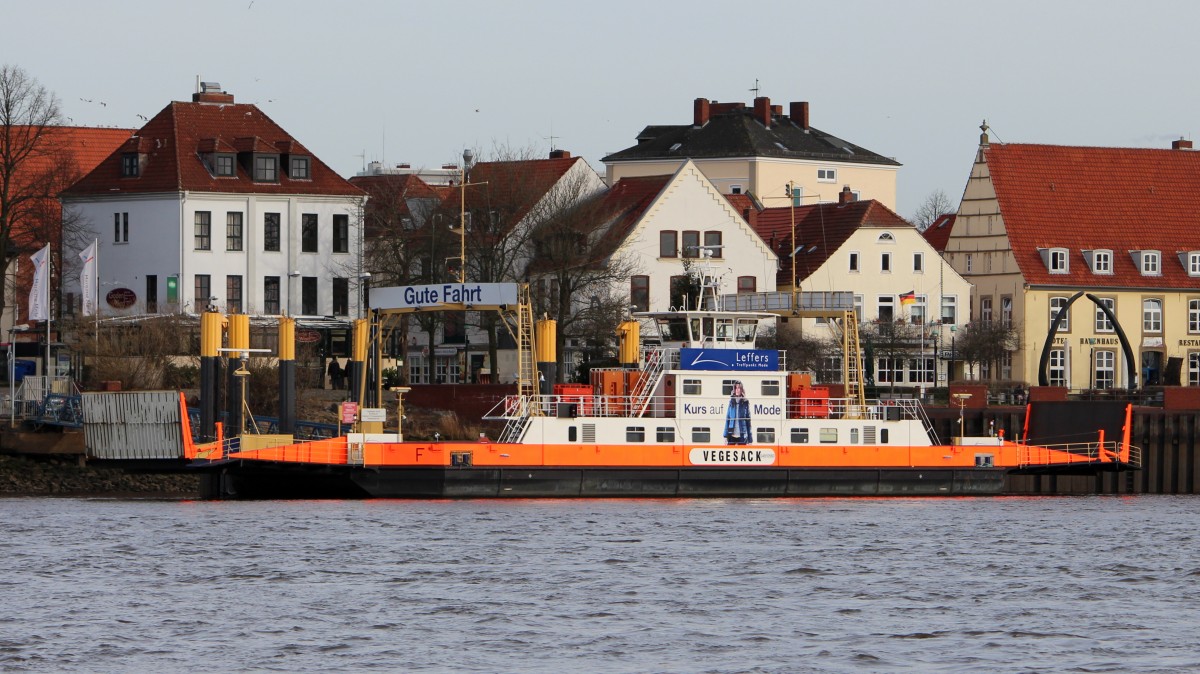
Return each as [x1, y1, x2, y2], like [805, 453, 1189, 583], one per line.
[7, 0, 1200, 216]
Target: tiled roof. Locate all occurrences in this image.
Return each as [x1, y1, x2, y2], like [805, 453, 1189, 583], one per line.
[752, 199, 913, 287]
[986, 143, 1200, 288]
[602, 105, 899, 167]
[723, 193, 760, 222]
[63, 98, 362, 197]
[9, 125, 133, 180]
[350, 173, 443, 237]
[922, 213, 955, 253]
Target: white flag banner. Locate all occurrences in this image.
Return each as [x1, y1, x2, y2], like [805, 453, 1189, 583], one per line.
[28, 244, 50, 322]
[78, 240, 97, 316]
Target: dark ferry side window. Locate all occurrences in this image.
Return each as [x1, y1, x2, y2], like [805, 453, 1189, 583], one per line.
[682, 379, 702, 395]
[722, 379, 736, 395]
[626, 427, 645, 442]
[790, 428, 809, 443]
[569, 427, 578, 442]
[881, 429, 889, 444]
[656, 427, 675, 442]
[692, 427, 711, 442]
[850, 428, 859, 443]
[820, 428, 838, 443]
[756, 428, 775, 443]
[761, 379, 780, 396]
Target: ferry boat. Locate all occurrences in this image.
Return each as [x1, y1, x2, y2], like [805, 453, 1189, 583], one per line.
[174, 283, 1141, 499]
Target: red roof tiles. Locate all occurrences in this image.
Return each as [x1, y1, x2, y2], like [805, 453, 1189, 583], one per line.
[985, 143, 1200, 288]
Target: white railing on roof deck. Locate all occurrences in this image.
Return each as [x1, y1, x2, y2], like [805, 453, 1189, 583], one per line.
[484, 393, 925, 422]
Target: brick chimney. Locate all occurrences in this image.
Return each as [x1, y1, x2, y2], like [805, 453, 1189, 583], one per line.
[694, 98, 711, 127]
[753, 96, 771, 128]
[1172, 139, 1193, 150]
[838, 185, 855, 205]
[549, 149, 571, 159]
[790, 101, 810, 129]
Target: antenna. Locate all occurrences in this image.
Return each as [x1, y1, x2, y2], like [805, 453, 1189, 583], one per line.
[749, 78, 760, 98]
[544, 121, 559, 152]
[355, 150, 366, 173]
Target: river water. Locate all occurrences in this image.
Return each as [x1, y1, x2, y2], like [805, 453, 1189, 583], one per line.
[1, 496, 1197, 673]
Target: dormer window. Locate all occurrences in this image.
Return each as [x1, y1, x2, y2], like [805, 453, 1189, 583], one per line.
[1180, 251, 1200, 276]
[214, 154, 235, 177]
[1039, 247, 1069, 273]
[253, 155, 278, 182]
[289, 156, 310, 179]
[121, 153, 139, 177]
[1083, 249, 1113, 274]
[1131, 250, 1161, 275]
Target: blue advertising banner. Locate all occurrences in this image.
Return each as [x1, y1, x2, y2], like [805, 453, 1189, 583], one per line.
[679, 348, 778, 371]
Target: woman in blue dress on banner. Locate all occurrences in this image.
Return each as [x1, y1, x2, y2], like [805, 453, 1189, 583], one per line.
[724, 380, 751, 445]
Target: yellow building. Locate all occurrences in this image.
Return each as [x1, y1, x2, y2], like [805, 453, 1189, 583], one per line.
[602, 96, 900, 211]
[944, 125, 1200, 389]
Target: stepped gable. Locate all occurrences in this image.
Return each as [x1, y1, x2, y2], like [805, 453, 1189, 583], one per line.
[985, 143, 1200, 288]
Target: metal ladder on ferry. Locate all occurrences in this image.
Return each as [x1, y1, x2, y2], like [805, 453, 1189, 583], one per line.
[838, 311, 867, 419]
[498, 285, 538, 444]
[629, 347, 665, 417]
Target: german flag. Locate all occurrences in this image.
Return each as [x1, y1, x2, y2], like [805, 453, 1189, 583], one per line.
[899, 291, 917, 305]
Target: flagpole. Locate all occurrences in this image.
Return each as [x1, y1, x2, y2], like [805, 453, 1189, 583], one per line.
[45, 249, 51, 378]
[93, 238, 99, 352]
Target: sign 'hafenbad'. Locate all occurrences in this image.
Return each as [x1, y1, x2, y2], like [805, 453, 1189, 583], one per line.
[370, 283, 520, 311]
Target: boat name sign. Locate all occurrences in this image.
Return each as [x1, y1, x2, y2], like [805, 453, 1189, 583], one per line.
[689, 448, 777, 465]
[680, 348, 778, 371]
[371, 283, 520, 310]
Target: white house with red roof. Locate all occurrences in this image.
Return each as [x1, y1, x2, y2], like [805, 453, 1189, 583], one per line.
[945, 125, 1200, 389]
[61, 85, 366, 320]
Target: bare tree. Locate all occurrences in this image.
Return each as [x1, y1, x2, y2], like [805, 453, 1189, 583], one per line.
[910, 189, 955, 231]
[860, 320, 924, 393]
[955, 320, 1020, 381]
[0, 65, 65, 323]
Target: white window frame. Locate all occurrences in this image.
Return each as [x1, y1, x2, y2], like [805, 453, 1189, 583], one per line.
[817, 168, 837, 183]
[1094, 350, 1115, 390]
[880, 252, 892, 273]
[1049, 247, 1069, 273]
[965, 253, 973, 273]
[1049, 349, 1067, 387]
[1190, 352, 1200, 387]
[1093, 250, 1112, 274]
[1140, 250, 1161, 275]
[1095, 297, 1115, 333]
[877, 295, 895, 322]
[1190, 299, 1200, 334]
[941, 295, 957, 325]
[849, 251, 860, 273]
[1143, 298, 1163, 333]
[1189, 252, 1200, 276]
[913, 252, 924, 273]
[1050, 296, 1070, 332]
[980, 296, 993, 323]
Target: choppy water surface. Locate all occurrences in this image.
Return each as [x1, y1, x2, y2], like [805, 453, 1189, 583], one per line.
[1, 496, 1197, 673]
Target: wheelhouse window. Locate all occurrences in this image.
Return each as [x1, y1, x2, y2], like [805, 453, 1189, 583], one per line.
[194, 211, 211, 250]
[301, 214, 318, 253]
[226, 212, 243, 251]
[332, 214, 349, 253]
[659, 231, 678, 258]
[264, 213, 281, 252]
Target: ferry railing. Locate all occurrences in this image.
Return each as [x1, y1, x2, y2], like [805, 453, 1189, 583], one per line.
[1017, 441, 1141, 469]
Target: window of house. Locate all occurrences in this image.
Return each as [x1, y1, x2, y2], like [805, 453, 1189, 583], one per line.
[121, 153, 138, 177]
[195, 274, 211, 310]
[656, 427, 675, 443]
[1190, 299, 1200, 333]
[730, 184, 742, 195]
[913, 252, 924, 273]
[1050, 296, 1070, 331]
[980, 296, 993, 323]
[1049, 349, 1067, 387]
[1000, 296, 1013, 327]
[290, 156, 310, 179]
[756, 428, 775, 443]
[1141, 251, 1161, 275]
[145, 275, 157, 314]
[333, 278, 349, 316]
[215, 154, 235, 177]
[877, 295, 895, 322]
[790, 428, 809, 444]
[264, 276, 280, 315]
[737, 276, 756, 294]
[1143, 298, 1163, 333]
[660, 231, 678, 257]
[226, 275, 243, 314]
[626, 427, 645, 442]
[1049, 248, 1068, 273]
[1189, 352, 1200, 387]
[113, 212, 129, 243]
[682, 379, 702, 395]
[849, 251, 860, 272]
[852, 294, 863, 321]
[941, 295, 957, 325]
[302, 214, 318, 252]
[909, 295, 927, 324]
[880, 252, 891, 273]
[194, 211, 211, 250]
[965, 253, 973, 273]
[692, 427, 711, 442]
[1189, 252, 1200, 276]
[226, 212, 243, 251]
[1094, 350, 1115, 389]
[1095, 297, 1115, 332]
[332, 214, 349, 253]
[301, 277, 317, 315]
[254, 155, 278, 182]
[817, 168, 837, 182]
[264, 213, 280, 252]
[631, 276, 649, 312]
[704, 231, 723, 257]
[682, 231, 700, 258]
[1090, 249, 1112, 274]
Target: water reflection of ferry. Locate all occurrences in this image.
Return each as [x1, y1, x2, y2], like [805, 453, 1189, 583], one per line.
[176, 285, 1140, 499]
